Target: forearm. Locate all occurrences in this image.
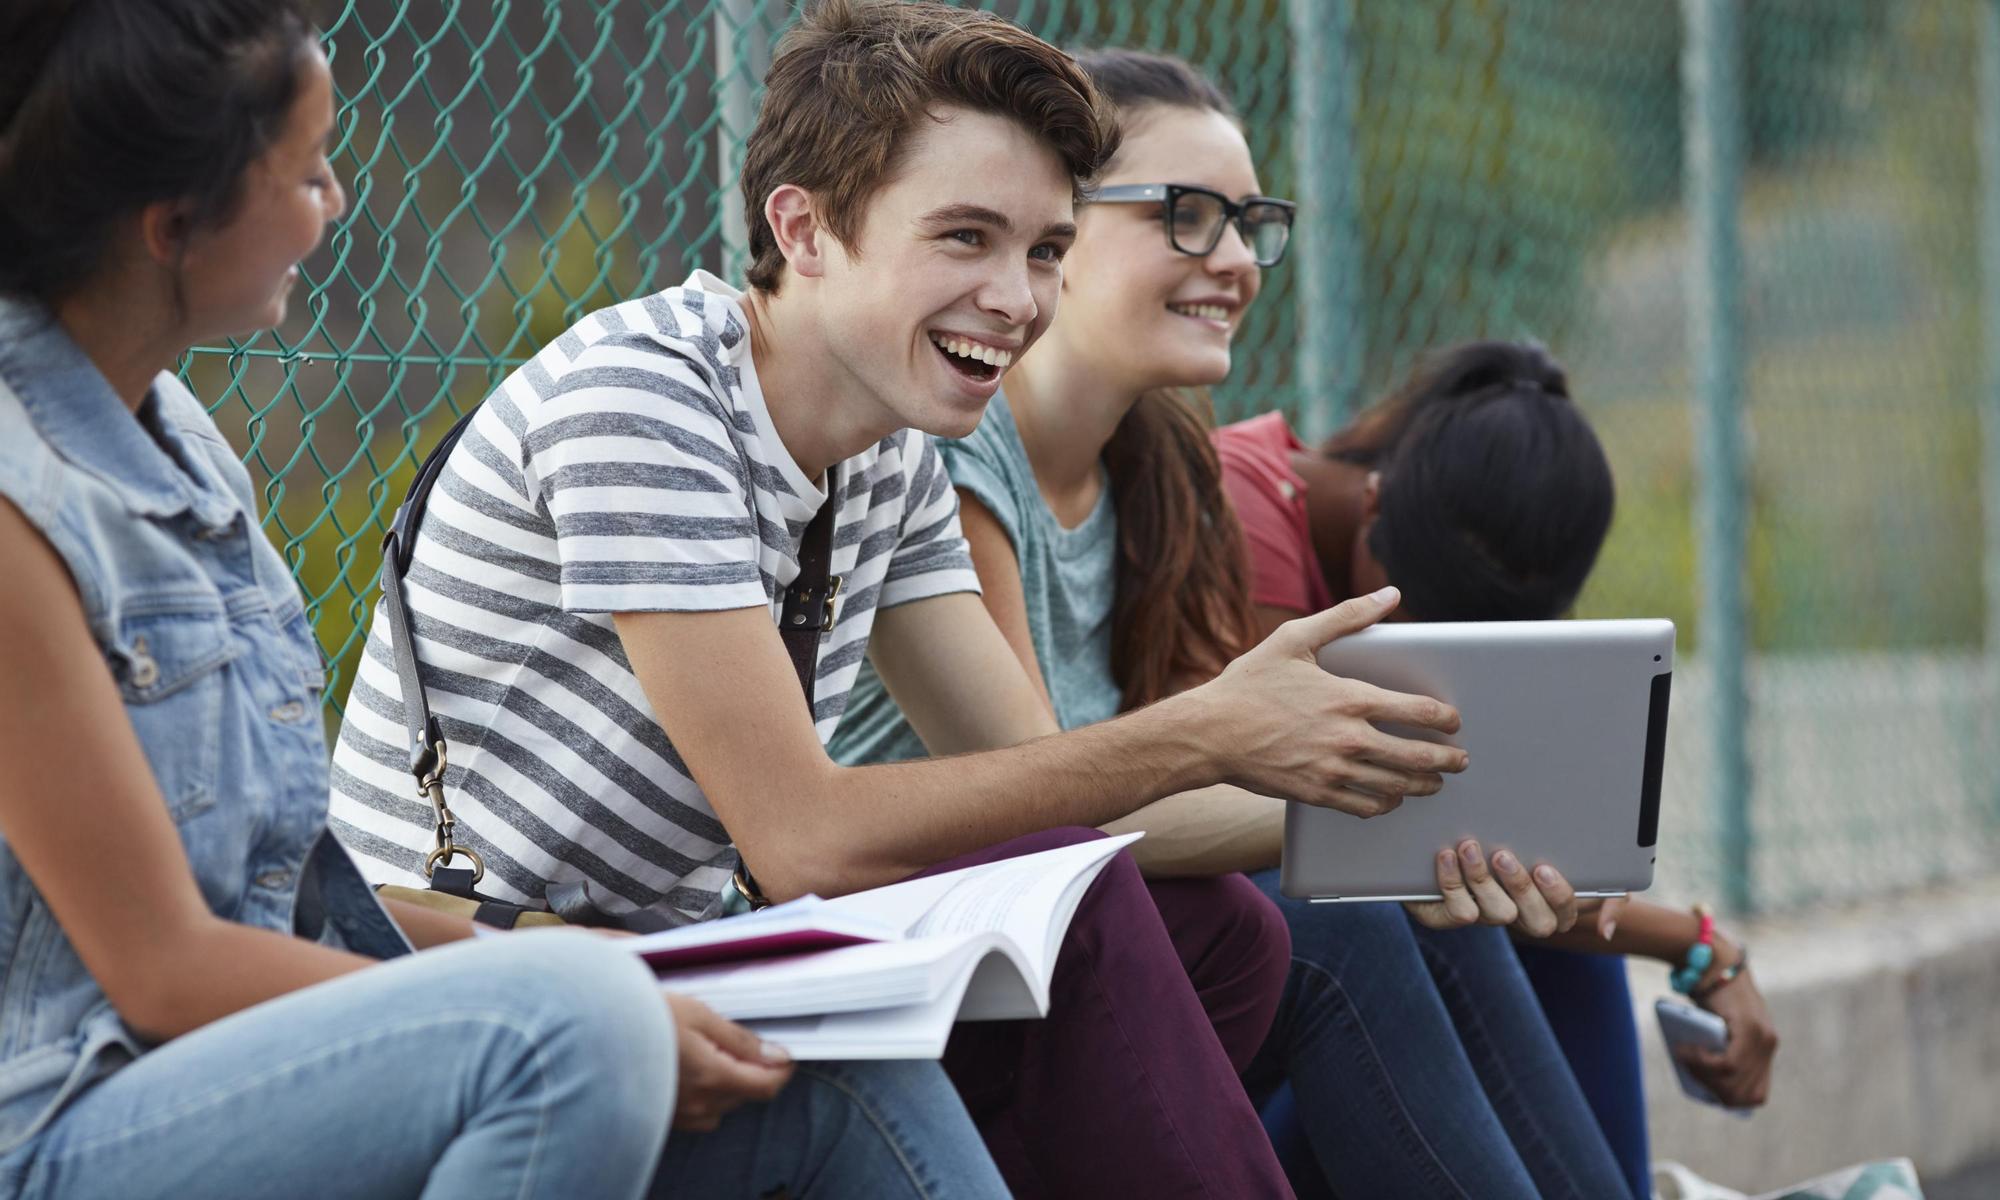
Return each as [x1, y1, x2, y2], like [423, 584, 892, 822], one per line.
[1528, 897, 1741, 968]
[1101, 786, 1284, 878]
[380, 896, 478, 949]
[756, 691, 1230, 900]
[129, 916, 375, 1042]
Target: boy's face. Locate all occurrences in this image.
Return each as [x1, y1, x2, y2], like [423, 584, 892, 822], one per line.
[812, 107, 1076, 439]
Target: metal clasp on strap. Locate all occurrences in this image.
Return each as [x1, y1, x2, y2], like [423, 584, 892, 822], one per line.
[784, 573, 843, 634]
[821, 574, 843, 632]
[416, 737, 485, 882]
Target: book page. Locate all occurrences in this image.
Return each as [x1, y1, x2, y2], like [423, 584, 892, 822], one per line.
[741, 938, 1040, 1057]
[823, 834, 1140, 988]
[745, 991, 963, 1060]
[655, 931, 992, 1021]
[623, 895, 898, 971]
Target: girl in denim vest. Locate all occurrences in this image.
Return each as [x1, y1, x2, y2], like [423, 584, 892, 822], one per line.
[0, 3, 1004, 1198]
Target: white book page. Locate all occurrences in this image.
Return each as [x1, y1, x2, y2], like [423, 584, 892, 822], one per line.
[621, 895, 897, 961]
[656, 932, 993, 1021]
[745, 992, 962, 1060]
[743, 940, 1030, 1059]
[821, 834, 1140, 991]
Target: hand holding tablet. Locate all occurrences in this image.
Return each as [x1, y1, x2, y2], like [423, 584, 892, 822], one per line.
[1280, 618, 1675, 903]
[1205, 587, 1472, 818]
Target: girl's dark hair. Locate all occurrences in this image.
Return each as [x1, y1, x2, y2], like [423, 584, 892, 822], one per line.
[0, 0, 318, 302]
[1324, 341, 1616, 623]
[1073, 48, 1255, 709]
[1070, 47, 1236, 122]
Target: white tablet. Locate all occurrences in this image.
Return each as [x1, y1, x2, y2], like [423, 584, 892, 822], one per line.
[1279, 618, 1673, 901]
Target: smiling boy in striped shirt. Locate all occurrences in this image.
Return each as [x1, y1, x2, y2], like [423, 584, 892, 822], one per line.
[329, 1, 1466, 1192]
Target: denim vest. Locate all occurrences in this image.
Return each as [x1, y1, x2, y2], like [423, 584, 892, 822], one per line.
[0, 298, 410, 1153]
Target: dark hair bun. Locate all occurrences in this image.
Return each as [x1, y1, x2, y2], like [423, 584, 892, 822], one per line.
[1426, 339, 1570, 404]
[1361, 340, 1615, 623]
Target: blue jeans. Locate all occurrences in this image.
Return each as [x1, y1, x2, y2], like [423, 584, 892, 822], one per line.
[1245, 870, 1629, 1200]
[0, 931, 1005, 1200]
[655, 1058, 1009, 1198]
[1514, 943, 1650, 1200]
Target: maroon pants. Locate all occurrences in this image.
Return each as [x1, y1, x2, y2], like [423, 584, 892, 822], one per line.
[921, 828, 1294, 1199]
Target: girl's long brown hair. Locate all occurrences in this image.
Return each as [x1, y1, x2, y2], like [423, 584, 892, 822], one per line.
[1101, 386, 1257, 708]
[1076, 49, 1259, 709]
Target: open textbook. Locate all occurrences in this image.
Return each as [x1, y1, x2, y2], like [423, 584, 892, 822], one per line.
[624, 833, 1142, 1059]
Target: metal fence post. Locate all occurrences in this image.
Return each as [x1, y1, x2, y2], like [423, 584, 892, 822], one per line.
[1981, 0, 2000, 818]
[1286, 0, 1363, 441]
[1682, 0, 1753, 913]
[715, 0, 770, 280]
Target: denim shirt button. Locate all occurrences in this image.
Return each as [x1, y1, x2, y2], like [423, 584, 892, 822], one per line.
[269, 700, 308, 723]
[127, 637, 160, 689]
[255, 869, 293, 890]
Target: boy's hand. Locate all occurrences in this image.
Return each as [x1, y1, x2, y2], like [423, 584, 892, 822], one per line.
[1201, 587, 1468, 818]
[664, 994, 794, 1131]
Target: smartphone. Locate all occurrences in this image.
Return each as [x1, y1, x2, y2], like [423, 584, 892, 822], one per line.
[1654, 999, 1751, 1117]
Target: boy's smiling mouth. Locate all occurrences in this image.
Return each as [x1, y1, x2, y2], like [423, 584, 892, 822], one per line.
[928, 332, 1016, 381]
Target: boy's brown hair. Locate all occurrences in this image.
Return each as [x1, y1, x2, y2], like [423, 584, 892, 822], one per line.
[741, 0, 1119, 292]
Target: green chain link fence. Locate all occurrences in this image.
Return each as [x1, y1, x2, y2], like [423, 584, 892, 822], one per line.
[181, 0, 2000, 914]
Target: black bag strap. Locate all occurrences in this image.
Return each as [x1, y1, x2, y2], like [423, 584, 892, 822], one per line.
[380, 405, 840, 920]
[379, 408, 481, 885]
[778, 469, 841, 712]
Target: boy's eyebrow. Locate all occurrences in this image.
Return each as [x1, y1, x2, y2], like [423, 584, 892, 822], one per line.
[919, 202, 1015, 231]
[918, 203, 1076, 242]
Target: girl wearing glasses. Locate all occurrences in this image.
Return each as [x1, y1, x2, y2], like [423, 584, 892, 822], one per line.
[833, 49, 1638, 1199]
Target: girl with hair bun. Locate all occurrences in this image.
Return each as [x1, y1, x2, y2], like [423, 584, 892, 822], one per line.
[1218, 340, 1781, 1198]
[0, 3, 1006, 1196]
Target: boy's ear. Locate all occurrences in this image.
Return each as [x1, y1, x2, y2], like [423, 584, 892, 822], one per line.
[1361, 470, 1383, 517]
[765, 184, 829, 280]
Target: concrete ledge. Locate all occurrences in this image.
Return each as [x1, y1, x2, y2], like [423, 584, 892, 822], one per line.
[1631, 875, 2000, 1191]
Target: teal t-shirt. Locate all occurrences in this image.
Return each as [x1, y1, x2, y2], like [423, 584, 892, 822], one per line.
[831, 393, 1122, 765]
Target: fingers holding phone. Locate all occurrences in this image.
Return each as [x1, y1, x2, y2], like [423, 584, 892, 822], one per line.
[1682, 970, 1779, 1108]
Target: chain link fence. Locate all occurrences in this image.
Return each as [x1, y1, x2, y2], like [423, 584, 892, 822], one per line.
[183, 0, 2000, 914]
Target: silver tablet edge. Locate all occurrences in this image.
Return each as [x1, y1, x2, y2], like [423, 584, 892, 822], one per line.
[1305, 889, 1633, 904]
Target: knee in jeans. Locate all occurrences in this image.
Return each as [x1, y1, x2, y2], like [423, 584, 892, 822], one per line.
[782, 1061, 977, 1164]
[466, 931, 676, 1100]
[1211, 874, 1293, 974]
[1160, 873, 1292, 984]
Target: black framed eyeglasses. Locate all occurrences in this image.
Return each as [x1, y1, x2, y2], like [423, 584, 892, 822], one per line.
[1090, 183, 1296, 268]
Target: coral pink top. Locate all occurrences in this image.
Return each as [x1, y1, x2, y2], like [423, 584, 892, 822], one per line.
[1213, 412, 1335, 615]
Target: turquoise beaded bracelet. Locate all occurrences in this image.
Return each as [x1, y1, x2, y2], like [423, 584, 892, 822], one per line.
[1669, 903, 1718, 994]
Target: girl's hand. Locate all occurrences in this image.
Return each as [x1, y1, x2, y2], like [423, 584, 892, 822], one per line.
[1679, 963, 1779, 1107]
[1404, 839, 1579, 938]
[1580, 894, 1630, 940]
[663, 994, 794, 1131]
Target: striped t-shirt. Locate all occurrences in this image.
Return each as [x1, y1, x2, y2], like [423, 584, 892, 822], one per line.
[327, 271, 980, 920]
